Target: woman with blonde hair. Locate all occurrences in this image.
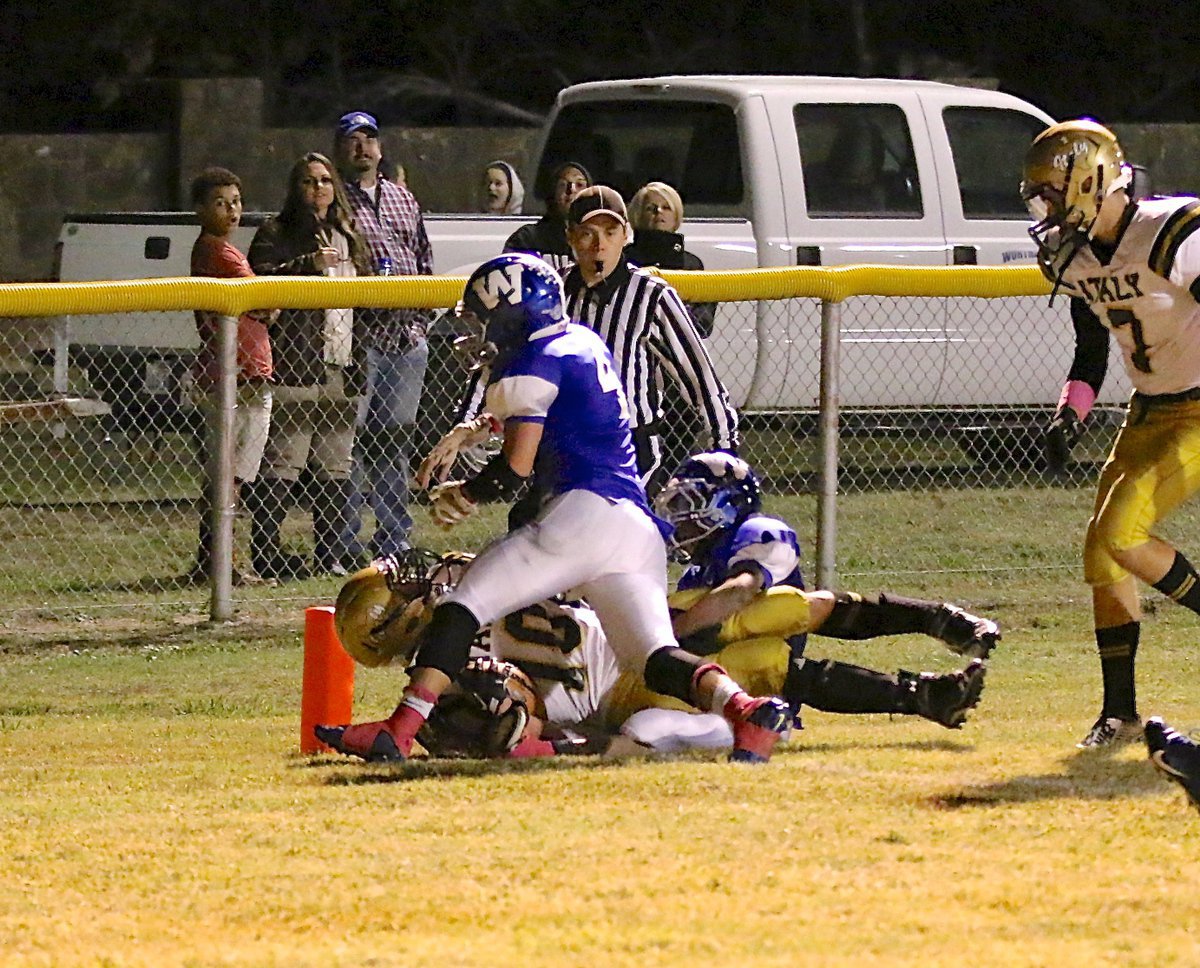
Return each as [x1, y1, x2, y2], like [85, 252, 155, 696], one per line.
[626, 181, 714, 337]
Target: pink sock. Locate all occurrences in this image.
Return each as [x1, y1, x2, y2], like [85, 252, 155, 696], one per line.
[386, 684, 438, 744]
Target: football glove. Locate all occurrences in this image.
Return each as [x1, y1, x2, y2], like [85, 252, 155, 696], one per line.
[416, 415, 497, 489]
[1044, 406, 1084, 475]
[429, 481, 477, 528]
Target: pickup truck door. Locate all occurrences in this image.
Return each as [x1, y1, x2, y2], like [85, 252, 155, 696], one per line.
[927, 99, 1131, 408]
[765, 95, 949, 411]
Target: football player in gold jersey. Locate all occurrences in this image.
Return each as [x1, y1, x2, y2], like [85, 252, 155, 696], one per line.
[1023, 119, 1200, 748]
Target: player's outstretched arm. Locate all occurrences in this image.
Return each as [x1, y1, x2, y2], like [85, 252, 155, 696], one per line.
[428, 420, 538, 529]
[415, 413, 499, 489]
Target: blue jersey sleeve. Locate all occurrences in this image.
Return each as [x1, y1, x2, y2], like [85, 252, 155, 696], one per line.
[724, 516, 801, 589]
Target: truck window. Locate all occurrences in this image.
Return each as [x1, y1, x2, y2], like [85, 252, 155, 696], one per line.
[794, 104, 923, 219]
[943, 107, 1047, 219]
[537, 100, 742, 214]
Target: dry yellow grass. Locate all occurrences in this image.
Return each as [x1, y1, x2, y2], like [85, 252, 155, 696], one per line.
[3, 606, 1200, 967]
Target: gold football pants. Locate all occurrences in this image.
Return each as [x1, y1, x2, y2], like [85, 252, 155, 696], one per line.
[603, 586, 814, 728]
[1085, 398, 1200, 587]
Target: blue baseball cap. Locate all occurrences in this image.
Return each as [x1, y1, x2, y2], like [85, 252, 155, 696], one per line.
[337, 111, 379, 137]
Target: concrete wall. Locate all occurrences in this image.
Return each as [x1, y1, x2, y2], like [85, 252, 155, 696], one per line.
[0, 133, 173, 281]
[1112, 124, 1200, 197]
[0, 77, 540, 283]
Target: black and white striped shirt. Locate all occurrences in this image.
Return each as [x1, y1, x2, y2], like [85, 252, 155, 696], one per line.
[564, 261, 738, 451]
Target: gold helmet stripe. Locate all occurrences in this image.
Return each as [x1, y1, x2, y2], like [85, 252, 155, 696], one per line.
[1149, 199, 1200, 278]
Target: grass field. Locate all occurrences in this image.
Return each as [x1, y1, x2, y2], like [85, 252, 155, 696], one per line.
[5, 460, 1200, 966]
[5, 487, 1200, 966]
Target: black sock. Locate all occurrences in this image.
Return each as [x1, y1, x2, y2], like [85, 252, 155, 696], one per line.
[1096, 622, 1139, 720]
[784, 658, 904, 713]
[818, 592, 939, 640]
[1152, 551, 1200, 615]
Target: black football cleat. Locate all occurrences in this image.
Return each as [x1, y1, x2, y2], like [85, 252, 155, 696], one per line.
[929, 605, 1001, 660]
[1077, 713, 1142, 749]
[909, 659, 987, 729]
[1146, 717, 1200, 812]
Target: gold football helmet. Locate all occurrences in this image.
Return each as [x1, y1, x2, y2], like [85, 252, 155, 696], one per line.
[334, 549, 474, 668]
[1020, 119, 1130, 276]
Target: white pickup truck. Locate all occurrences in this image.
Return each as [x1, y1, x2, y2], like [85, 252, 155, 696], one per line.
[55, 74, 1128, 445]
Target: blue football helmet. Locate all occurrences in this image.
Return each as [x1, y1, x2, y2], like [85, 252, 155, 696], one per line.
[455, 253, 567, 371]
[654, 452, 761, 561]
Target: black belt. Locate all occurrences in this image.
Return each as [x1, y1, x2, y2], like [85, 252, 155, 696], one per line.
[1133, 386, 1200, 405]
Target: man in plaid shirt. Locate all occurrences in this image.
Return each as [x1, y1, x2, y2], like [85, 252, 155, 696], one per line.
[335, 110, 433, 560]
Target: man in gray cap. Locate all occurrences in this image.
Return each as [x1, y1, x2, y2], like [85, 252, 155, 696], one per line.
[334, 110, 433, 565]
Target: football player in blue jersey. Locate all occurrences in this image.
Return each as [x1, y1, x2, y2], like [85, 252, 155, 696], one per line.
[316, 253, 792, 764]
[654, 453, 997, 727]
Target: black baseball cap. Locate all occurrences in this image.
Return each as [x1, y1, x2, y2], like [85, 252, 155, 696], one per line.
[567, 185, 628, 227]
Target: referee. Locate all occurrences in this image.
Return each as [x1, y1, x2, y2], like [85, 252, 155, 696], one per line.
[450, 185, 738, 528]
[563, 185, 738, 492]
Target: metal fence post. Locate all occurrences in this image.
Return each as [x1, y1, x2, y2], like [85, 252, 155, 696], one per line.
[816, 298, 841, 590]
[209, 314, 237, 621]
[51, 315, 71, 440]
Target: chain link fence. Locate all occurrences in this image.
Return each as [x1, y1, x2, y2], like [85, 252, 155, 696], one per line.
[5, 278, 1196, 635]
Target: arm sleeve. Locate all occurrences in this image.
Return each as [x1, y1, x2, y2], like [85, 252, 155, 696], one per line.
[485, 373, 560, 423]
[1149, 199, 1200, 299]
[1065, 297, 1110, 395]
[727, 538, 800, 590]
[648, 282, 739, 451]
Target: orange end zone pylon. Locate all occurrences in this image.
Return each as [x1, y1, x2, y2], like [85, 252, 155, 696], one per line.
[301, 605, 355, 753]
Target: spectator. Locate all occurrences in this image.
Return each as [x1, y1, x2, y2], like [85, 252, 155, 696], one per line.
[481, 160, 524, 215]
[380, 157, 407, 187]
[186, 166, 273, 587]
[335, 110, 432, 559]
[625, 181, 715, 336]
[503, 161, 590, 273]
[247, 151, 371, 580]
[626, 181, 719, 481]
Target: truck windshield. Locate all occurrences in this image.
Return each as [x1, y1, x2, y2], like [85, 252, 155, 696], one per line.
[943, 107, 1048, 219]
[794, 103, 923, 219]
[537, 100, 742, 214]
